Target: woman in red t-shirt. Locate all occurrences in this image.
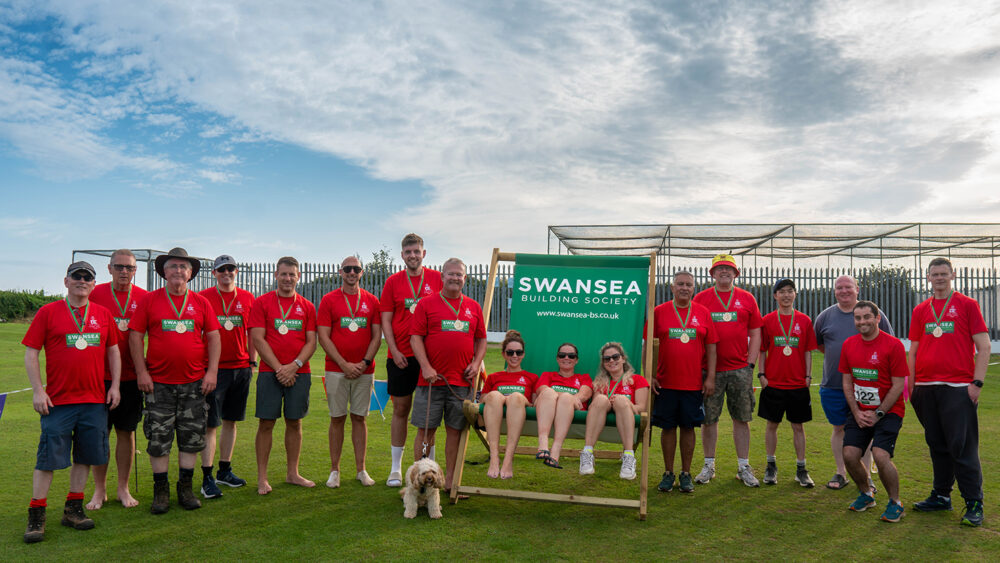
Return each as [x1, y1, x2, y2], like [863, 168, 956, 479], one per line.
[580, 342, 649, 480]
[533, 343, 593, 469]
[481, 330, 538, 479]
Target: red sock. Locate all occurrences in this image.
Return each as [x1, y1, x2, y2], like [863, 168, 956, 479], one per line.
[66, 492, 85, 501]
[29, 498, 47, 508]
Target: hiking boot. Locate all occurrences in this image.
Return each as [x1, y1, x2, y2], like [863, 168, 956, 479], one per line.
[694, 463, 715, 484]
[881, 499, 905, 523]
[849, 492, 877, 512]
[913, 491, 952, 512]
[326, 470, 341, 488]
[61, 498, 95, 530]
[200, 474, 223, 499]
[737, 464, 760, 487]
[579, 450, 596, 475]
[177, 476, 202, 510]
[657, 471, 675, 492]
[794, 466, 815, 488]
[763, 462, 778, 485]
[24, 506, 45, 543]
[151, 479, 170, 514]
[961, 500, 984, 527]
[619, 454, 636, 480]
[216, 468, 247, 488]
[678, 471, 694, 493]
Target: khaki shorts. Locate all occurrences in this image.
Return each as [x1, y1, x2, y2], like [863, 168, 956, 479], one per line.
[703, 366, 756, 424]
[325, 372, 374, 417]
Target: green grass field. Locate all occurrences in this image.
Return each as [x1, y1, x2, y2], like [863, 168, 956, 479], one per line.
[1, 321, 998, 561]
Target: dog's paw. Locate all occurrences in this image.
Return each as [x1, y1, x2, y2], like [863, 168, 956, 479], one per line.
[404, 509, 417, 519]
[429, 509, 442, 519]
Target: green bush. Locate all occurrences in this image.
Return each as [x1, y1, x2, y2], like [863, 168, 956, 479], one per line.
[0, 289, 62, 321]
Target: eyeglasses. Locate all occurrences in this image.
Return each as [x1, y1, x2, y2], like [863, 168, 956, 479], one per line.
[504, 349, 524, 357]
[602, 353, 622, 362]
[111, 264, 136, 272]
[557, 353, 578, 359]
[166, 263, 191, 270]
[70, 272, 94, 282]
[342, 266, 363, 274]
[216, 265, 237, 273]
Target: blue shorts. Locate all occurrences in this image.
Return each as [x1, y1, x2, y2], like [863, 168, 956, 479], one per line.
[819, 386, 849, 426]
[36, 403, 109, 471]
[207, 367, 253, 427]
[652, 389, 705, 430]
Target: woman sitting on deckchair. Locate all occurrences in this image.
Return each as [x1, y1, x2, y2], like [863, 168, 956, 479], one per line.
[533, 343, 593, 469]
[481, 330, 538, 479]
[578, 342, 649, 480]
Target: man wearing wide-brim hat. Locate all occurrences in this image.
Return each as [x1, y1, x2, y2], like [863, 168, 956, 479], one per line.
[129, 247, 221, 514]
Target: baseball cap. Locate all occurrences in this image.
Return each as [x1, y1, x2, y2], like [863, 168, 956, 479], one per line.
[213, 255, 238, 271]
[773, 278, 796, 294]
[67, 261, 96, 277]
[710, 254, 740, 277]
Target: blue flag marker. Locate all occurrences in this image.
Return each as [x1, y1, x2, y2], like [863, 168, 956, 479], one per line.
[0, 393, 6, 422]
[369, 379, 389, 419]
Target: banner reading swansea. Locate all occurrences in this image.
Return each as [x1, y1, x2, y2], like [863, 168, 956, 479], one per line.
[509, 254, 650, 378]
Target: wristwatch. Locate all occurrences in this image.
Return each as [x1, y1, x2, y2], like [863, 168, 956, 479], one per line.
[748, 362, 756, 371]
[249, 360, 258, 367]
[971, 380, 984, 388]
[757, 372, 766, 380]
[293, 359, 304, 368]
[363, 358, 373, 367]
[875, 410, 885, 419]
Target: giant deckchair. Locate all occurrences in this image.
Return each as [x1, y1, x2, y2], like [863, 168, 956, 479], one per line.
[450, 250, 657, 520]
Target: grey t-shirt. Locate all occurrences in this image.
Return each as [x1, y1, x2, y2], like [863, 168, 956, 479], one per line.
[814, 304, 894, 388]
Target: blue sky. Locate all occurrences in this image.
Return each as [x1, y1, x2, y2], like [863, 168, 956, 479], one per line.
[2, 1, 1000, 293]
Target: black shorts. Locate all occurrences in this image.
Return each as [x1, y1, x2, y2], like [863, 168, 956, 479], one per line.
[652, 389, 705, 429]
[107, 379, 142, 432]
[757, 386, 812, 424]
[844, 412, 903, 457]
[386, 357, 420, 397]
[207, 367, 253, 427]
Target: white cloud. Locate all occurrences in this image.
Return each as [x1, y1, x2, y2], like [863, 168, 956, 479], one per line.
[200, 154, 240, 166]
[197, 169, 239, 183]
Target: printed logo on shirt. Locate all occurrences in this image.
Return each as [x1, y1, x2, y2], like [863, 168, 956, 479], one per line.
[518, 376, 527, 384]
[274, 319, 304, 332]
[186, 305, 195, 314]
[734, 299, 743, 308]
[464, 307, 472, 318]
[235, 302, 245, 312]
[441, 320, 470, 333]
[773, 336, 800, 347]
[339, 317, 368, 328]
[162, 319, 195, 333]
[295, 305, 304, 314]
[497, 384, 526, 395]
[793, 323, 801, 334]
[869, 352, 879, 364]
[65, 333, 101, 348]
[924, 322, 955, 334]
[669, 328, 697, 340]
[360, 302, 369, 313]
[88, 318, 100, 328]
[552, 385, 579, 395]
[711, 312, 736, 323]
[218, 315, 243, 327]
[852, 367, 878, 381]
[114, 317, 128, 328]
[424, 284, 432, 293]
[691, 316, 700, 326]
[404, 298, 420, 309]
[948, 306, 957, 317]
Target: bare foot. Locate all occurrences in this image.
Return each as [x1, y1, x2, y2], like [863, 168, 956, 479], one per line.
[487, 458, 500, 479]
[285, 474, 316, 488]
[500, 465, 514, 479]
[86, 492, 107, 511]
[117, 488, 139, 508]
[258, 481, 272, 495]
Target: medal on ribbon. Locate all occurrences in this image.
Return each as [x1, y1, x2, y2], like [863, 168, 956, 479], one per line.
[672, 301, 693, 344]
[111, 284, 133, 332]
[714, 287, 735, 323]
[440, 292, 465, 332]
[276, 294, 297, 336]
[777, 311, 795, 356]
[406, 270, 425, 315]
[343, 290, 363, 334]
[218, 287, 239, 331]
[65, 299, 91, 351]
[929, 292, 954, 339]
[166, 289, 190, 334]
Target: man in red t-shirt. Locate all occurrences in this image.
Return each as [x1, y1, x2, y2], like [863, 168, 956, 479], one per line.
[379, 233, 443, 487]
[22, 261, 121, 543]
[86, 249, 147, 511]
[758, 278, 817, 488]
[410, 258, 487, 491]
[907, 258, 990, 527]
[651, 271, 718, 493]
[249, 256, 318, 495]
[130, 247, 221, 514]
[197, 254, 257, 497]
[839, 301, 907, 521]
[317, 255, 382, 489]
[692, 253, 763, 487]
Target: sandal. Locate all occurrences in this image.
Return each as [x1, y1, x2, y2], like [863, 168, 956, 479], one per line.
[826, 474, 849, 490]
[542, 457, 563, 469]
[535, 450, 550, 460]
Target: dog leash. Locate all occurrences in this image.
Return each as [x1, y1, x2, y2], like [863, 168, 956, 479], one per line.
[420, 371, 481, 459]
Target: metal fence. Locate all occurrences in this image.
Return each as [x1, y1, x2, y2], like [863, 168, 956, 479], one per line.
[150, 262, 999, 339]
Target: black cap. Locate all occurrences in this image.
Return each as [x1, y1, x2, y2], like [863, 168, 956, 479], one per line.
[67, 261, 96, 277]
[772, 278, 795, 294]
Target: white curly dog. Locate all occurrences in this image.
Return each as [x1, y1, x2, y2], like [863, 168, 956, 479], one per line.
[400, 457, 446, 519]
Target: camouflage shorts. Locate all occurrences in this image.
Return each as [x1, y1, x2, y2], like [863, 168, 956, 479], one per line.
[703, 366, 756, 424]
[143, 381, 207, 457]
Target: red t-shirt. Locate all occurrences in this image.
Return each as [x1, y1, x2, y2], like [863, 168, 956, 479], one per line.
[599, 374, 650, 404]
[839, 331, 908, 418]
[22, 300, 118, 405]
[90, 282, 148, 381]
[130, 288, 220, 384]
[651, 300, 719, 391]
[248, 291, 317, 374]
[482, 371, 538, 398]
[317, 288, 380, 374]
[692, 286, 763, 371]
[537, 372, 593, 395]
[908, 292, 988, 384]
[411, 292, 486, 387]
[760, 310, 817, 389]
[379, 268, 443, 359]
[199, 286, 256, 369]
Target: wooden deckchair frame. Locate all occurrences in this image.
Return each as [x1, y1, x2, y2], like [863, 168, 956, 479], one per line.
[450, 249, 657, 520]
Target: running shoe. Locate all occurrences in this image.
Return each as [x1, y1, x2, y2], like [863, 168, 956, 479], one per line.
[216, 469, 247, 488]
[880, 499, 905, 523]
[200, 475, 223, 499]
[326, 470, 341, 488]
[794, 466, 815, 488]
[961, 500, 984, 527]
[737, 464, 760, 487]
[678, 471, 694, 493]
[849, 492, 876, 512]
[657, 471, 675, 492]
[913, 491, 952, 512]
[619, 454, 636, 480]
[579, 450, 595, 475]
[694, 463, 715, 484]
[763, 462, 778, 485]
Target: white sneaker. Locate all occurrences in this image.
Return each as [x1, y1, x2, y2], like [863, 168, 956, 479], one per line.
[737, 464, 760, 487]
[694, 463, 715, 484]
[356, 470, 375, 486]
[386, 471, 403, 487]
[579, 450, 595, 475]
[326, 470, 340, 488]
[620, 454, 637, 480]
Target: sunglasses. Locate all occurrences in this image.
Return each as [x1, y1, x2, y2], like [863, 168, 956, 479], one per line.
[216, 265, 237, 273]
[111, 264, 136, 272]
[504, 349, 524, 357]
[70, 272, 94, 282]
[342, 266, 363, 274]
[557, 353, 578, 359]
[602, 353, 622, 362]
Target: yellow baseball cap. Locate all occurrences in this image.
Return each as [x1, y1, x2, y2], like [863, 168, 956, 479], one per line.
[710, 253, 739, 277]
